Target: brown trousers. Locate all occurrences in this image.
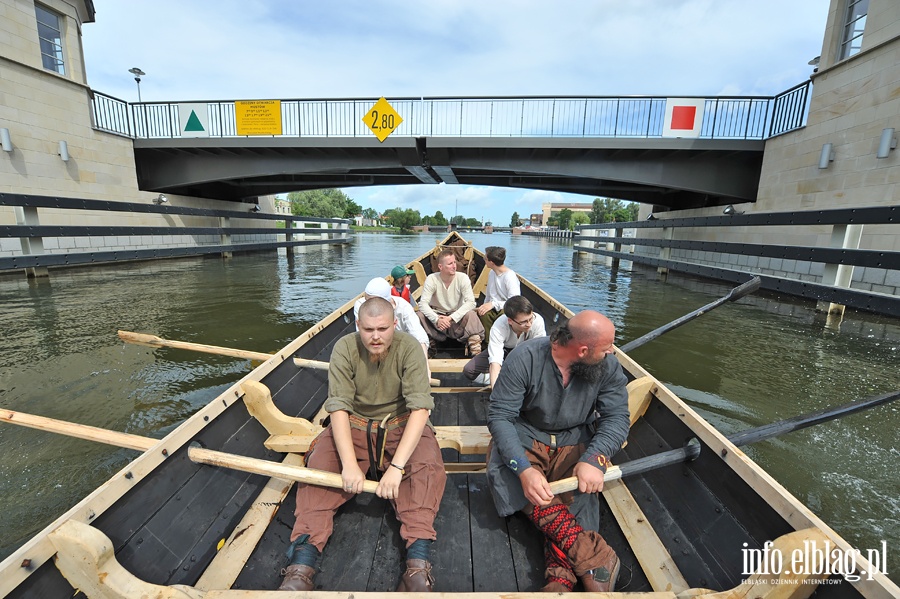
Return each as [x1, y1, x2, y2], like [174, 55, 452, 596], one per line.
[521, 440, 616, 576]
[417, 309, 484, 344]
[290, 423, 447, 551]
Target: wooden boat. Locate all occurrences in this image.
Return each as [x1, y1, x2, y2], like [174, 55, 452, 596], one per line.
[1, 231, 897, 598]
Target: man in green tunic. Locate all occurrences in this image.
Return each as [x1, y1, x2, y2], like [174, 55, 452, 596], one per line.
[279, 297, 446, 592]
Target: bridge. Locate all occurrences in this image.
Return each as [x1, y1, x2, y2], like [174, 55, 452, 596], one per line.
[92, 84, 810, 211]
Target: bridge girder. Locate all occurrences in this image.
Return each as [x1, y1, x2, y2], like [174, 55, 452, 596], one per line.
[133, 136, 763, 209]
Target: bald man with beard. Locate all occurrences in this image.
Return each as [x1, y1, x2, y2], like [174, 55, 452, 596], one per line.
[486, 310, 629, 592]
[279, 298, 446, 593]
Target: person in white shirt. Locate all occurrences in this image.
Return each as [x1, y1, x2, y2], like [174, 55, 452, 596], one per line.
[417, 249, 485, 357]
[475, 246, 520, 340]
[464, 295, 546, 387]
[354, 277, 432, 380]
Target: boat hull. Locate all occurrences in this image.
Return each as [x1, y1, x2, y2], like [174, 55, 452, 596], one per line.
[1, 232, 895, 598]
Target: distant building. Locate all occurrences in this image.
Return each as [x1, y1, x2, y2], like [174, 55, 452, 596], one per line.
[541, 203, 592, 225]
[274, 198, 292, 215]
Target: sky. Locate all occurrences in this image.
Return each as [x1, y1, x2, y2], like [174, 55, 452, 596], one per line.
[81, 0, 830, 225]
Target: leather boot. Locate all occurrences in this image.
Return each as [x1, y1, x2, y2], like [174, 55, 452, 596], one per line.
[528, 503, 617, 582]
[579, 550, 620, 593]
[541, 540, 575, 592]
[396, 559, 435, 592]
[278, 564, 316, 591]
[467, 334, 482, 357]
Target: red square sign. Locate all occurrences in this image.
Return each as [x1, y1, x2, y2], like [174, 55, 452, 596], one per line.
[670, 106, 697, 130]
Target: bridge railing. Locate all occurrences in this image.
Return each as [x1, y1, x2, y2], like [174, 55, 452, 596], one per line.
[90, 82, 811, 141]
[574, 206, 900, 317]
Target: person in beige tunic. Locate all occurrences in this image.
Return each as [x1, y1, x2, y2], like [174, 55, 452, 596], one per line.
[416, 248, 485, 356]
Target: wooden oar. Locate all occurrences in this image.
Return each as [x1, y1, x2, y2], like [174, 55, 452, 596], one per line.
[118, 330, 443, 385]
[548, 388, 900, 494]
[117, 331, 329, 370]
[4, 389, 897, 496]
[0, 409, 156, 451]
[0, 408, 378, 493]
[618, 276, 761, 353]
[188, 447, 379, 493]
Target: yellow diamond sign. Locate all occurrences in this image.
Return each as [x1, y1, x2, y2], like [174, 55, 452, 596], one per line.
[363, 97, 403, 142]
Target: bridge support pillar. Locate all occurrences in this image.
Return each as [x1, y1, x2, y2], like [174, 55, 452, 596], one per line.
[220, 217, 232, 259]
[16, 207, 49, 278]
[816, 224, 864, 323]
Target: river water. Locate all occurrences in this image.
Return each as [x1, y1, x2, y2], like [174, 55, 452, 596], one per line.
[0, 231, 897, 582]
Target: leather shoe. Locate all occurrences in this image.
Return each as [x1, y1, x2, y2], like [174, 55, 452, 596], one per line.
[579, 553, 620, 593]
[278, 564, 316, 591]
[396, 558, 435, 592]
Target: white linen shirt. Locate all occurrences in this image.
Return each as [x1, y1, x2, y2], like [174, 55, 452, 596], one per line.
[487, 313, 546, 365]
[484, 269, 520, 312]
[418, 272, 476, 324]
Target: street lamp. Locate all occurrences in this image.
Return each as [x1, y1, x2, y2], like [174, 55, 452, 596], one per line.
[128, 67, 145, 103]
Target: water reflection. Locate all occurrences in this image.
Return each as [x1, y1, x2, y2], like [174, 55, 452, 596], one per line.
[0, 233, 897, 584]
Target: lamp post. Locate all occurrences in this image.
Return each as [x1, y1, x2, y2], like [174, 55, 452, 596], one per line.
[128, 67, 145, 103]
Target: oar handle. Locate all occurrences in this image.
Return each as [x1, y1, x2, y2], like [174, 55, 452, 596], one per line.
[187, 447, 379, 494]
[548, 443, 700, 494]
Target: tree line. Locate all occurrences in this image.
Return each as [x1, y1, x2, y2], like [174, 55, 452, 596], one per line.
[287, 190, 640, 232]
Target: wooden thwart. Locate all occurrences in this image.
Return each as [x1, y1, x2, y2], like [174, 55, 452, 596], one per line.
[47, 519, 830, 598]
[241, 377, 655, 459]
[242, 380, 493, 455]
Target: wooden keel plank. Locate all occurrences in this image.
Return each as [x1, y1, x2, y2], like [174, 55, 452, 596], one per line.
[602, 479, 690, 594]
[468, 475, 518, 591]
[431, 473, 475, 592]
[316, 493, 392, 591]
[366, 503, 407, 591]
[505, 512, 547, 592]
[194, 453, 305, 591]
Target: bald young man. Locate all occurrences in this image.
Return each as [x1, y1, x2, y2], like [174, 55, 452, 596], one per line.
[486, 310, 629, 592]
[280, 298, 447, 592]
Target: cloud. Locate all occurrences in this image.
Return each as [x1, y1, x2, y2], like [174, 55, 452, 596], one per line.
[85, 0, 828, 101]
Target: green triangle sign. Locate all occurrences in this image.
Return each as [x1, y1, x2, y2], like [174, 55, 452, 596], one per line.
[184, 110, 205, 132]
